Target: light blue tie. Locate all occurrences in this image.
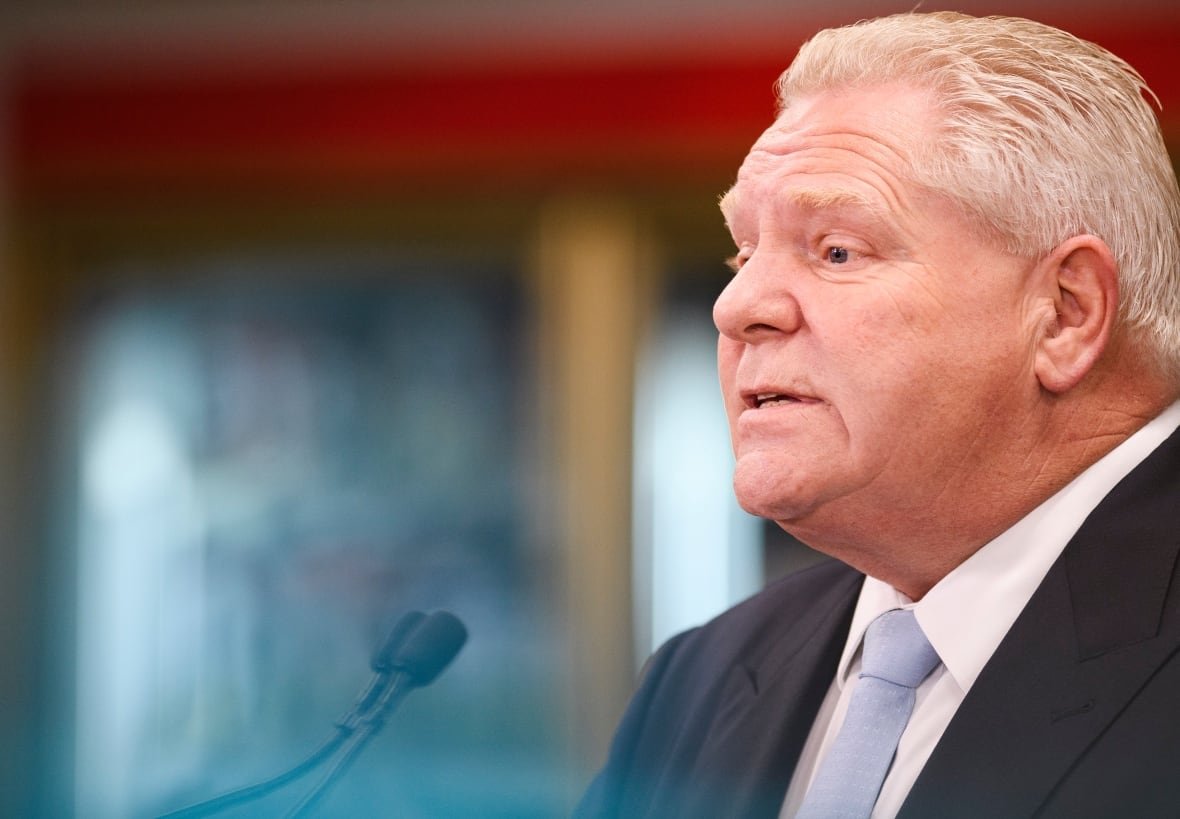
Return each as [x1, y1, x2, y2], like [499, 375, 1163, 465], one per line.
[795, 608, 941, 819]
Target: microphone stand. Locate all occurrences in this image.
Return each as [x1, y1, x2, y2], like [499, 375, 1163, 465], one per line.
[156, 610, 442, 819]
[285, 610, 468, 817]
[284, 673, 415, 817]
[157, 729, 350, 819]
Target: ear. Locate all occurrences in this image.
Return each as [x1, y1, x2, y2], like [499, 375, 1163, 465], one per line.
[1033, 235, 1119, 394]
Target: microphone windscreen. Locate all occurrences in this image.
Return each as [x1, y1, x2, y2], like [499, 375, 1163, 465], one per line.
[395, 611, 468, 686]
[371, 610, 428, 673]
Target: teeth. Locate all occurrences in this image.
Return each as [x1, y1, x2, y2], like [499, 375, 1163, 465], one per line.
[755, 392, 795, 408]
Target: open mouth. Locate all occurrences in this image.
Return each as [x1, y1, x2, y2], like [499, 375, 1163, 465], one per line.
[750, 392, 809, 409]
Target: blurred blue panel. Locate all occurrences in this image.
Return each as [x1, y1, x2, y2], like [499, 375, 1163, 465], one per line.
[54, 258, 569, 818]
[632, 296, 762, 661]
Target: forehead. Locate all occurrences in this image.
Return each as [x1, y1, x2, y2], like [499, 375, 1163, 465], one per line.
[721, 84, 940, 225]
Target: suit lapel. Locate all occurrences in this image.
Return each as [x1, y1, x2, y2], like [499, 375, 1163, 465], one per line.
[900, 426, 1180, 818]
[682, 565, 861, 819]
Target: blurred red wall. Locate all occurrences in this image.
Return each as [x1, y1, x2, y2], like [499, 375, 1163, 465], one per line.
[11, 14, 1180, 201]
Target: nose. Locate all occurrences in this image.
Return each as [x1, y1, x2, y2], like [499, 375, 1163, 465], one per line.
[713, 253, 804, 342]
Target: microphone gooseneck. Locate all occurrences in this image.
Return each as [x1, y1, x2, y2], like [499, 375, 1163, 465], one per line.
[352, 610, 429, 719]
[284, 611, 468, 818]
[156, 609, 465, 819]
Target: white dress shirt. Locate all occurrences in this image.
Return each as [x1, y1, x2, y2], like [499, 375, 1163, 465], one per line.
[780, 401, 1180, 818]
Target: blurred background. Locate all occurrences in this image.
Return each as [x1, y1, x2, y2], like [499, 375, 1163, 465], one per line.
[0, 1, 1176, 816]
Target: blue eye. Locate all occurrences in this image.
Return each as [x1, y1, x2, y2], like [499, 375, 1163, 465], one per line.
[826, 246, 850, 264]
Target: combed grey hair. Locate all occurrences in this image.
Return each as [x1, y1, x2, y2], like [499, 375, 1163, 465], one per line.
[778, 12, 1180, 381]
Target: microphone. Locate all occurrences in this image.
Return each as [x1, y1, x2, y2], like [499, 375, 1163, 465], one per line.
[157, 609, 464, 819]
[388, 609, 468, 684]
[285, 611, 468, 818]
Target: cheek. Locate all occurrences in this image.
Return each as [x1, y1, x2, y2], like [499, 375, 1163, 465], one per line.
[817, 299, 965, 445]
[830, 282, 974, 376]
[822, 302, 920, 386]
[826, 301, 1027, 464]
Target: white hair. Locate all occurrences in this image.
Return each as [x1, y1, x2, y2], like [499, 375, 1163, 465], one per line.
[778, 12, 1180, 380]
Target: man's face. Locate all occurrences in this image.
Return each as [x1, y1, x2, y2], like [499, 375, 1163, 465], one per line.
[715, 84, 1042, 551]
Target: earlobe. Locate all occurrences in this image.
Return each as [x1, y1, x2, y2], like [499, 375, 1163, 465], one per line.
[1033, 236, 1119, 394]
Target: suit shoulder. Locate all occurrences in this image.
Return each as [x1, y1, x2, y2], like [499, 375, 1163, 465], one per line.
[574, 559, 861, 817]
[722, 558, 864, 626]
[658, 558, 862, 681]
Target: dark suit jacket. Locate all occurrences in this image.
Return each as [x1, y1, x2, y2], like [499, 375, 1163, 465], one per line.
[576, 426, 1180, 818]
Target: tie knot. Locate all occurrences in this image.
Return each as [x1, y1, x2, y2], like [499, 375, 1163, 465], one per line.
[860, 609, 940, 689]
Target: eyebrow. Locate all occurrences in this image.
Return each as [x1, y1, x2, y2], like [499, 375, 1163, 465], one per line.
[719, 184, 889, 231]
[718, 186, 740, 230]
[785, 187, 888, 218]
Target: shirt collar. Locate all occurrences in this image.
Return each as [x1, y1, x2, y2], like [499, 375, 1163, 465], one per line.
[834, 400, 1180, 693]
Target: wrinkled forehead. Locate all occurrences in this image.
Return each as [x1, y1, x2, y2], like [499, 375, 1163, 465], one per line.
[760, 86, 940, 169]
[720, 85, 945, 225]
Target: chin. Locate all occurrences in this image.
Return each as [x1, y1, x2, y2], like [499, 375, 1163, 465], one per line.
[731, 460, 820, 522]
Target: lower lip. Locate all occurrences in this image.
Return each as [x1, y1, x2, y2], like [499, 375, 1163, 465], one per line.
[739, 399, 820, 421]
[736, 409, 806, 445]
